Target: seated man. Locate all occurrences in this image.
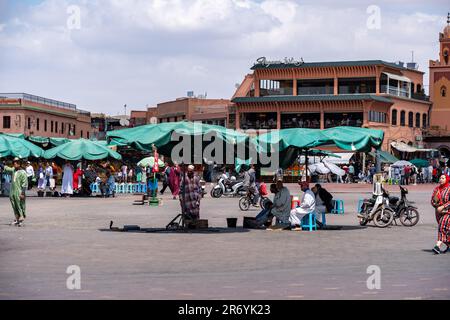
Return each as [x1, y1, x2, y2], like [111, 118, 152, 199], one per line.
[251, 183, 278, 228]
[268, 179, 291, 229]
[290, 181, 316, 231]
[311, 183, 333, 228]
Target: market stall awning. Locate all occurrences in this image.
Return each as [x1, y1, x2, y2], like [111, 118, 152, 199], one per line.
[43, 139, 122, 161]
[410, 158, 429, 168]
[0, 134, 44, 158]
[321, 152, 354, 164]
[106, 121, 249, 160]
[369, 150, 399, 164]
[382, 72, 411, 83]
[253, 126, 384, 169]
[391, 141, 438, 153]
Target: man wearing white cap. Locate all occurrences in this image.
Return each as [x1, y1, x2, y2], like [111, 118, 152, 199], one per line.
[179, 165, 202, 222]
[289, 181, 316, 231]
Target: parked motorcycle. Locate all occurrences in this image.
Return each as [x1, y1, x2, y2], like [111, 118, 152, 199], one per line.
[211, 176, 245, 198]
[358, 187, 395, 228]
[387, 186, 419, 226]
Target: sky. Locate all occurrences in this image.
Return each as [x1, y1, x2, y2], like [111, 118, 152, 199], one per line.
[0, 0, 448, 114]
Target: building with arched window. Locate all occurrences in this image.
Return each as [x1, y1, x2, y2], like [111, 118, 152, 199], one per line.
[230, 59, 431, 152]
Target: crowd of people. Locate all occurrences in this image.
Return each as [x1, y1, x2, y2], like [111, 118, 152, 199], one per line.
[313, 161, 450, 186]
[2, 156, 450, 252]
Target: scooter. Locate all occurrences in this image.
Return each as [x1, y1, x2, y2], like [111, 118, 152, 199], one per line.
[211, 176, 245, 198]
[200, 179, 207, 198]
[387, 186, 419, 226]
[358, 187, 395, 228]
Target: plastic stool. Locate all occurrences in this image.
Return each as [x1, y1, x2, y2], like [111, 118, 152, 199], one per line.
[301, 212, 317, 231]
[90, 183, 100, 193]
[126, 183, 134, 194]
[332, 199, 345, 215]
[118, 183, 126, 194]
[357, 198, 364, 214]
[320, 212, 327, 227]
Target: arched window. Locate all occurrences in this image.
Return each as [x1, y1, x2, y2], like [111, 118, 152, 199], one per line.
[423, 113, 427, 128]
[415, 113, 420, 128]
[391, 109, 398, 125]
[417, 84, 422, 94]
[408, 112, 413, 127]
[441, 86, 447, 97]
[400, 111, 406, 126]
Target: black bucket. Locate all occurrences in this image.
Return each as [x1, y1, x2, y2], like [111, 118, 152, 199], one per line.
[227, 218, 238, 228]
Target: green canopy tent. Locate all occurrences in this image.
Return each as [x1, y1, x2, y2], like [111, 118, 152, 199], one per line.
[368, 150, 399, 164]
[252, 126, 384, 173]
[106, 121, 249, 162]
[410, 158, 429, 168]
[3, 133, 26, 139]
[0, 134, 44, 158]
[43, 139, 122, 161]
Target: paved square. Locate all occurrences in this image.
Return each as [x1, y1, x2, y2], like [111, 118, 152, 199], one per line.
[0, 184, 449, 300]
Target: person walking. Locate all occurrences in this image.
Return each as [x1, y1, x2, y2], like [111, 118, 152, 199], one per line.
[73, 163, 83, 193]
[4, 159, 28, 227]
[121, 163, 128, 183]
[160, 163, 171, 195]
[61, 161, 74, 197]
[45, 162, 53, 191]
[25, 161, 34, 190]
[179, 165, 202, 223]
[431, 174, 450, 254]
[168, 162, 181, 199]
[348, 163, 355, 183]
[37, 163, 46, 192]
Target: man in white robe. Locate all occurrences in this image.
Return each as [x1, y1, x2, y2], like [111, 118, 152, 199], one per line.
[61, 162, 74, 196]
[289, 181, 316, 230]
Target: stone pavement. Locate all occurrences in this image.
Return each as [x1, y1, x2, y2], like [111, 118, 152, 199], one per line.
[0, 183, 449, 300]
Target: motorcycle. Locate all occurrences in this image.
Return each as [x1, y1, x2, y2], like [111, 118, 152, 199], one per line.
[387, 186, 419, 227]
[358, 187, 395, 228]
[200, 179, 207, 198]
[211, 176, 245, 198]
[238, 184, 269, 211]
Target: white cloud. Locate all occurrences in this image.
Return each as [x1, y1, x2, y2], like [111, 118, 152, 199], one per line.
[0, 0, 446, 113]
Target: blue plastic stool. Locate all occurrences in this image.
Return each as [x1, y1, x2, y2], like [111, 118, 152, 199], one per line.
[140, 183, 147, 193]
[114, 184, 120, 194]
[301, 212, 317, 231]
[118, 183, 126, 194]
[357, 198, 364, 214]
[320, 212, 327, 227]
[126, 183, 134, 194]
[90, 183, 100, 194]
[332, 199, 345, 215]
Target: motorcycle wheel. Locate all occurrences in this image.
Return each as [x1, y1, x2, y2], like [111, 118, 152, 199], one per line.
[212, 188, 223, 198]
[399, 207, 419, 227]
[373, 207, 394, 228]
[359, 217, 369, 226]
[260, 197, 270, 210]
[239, 197, 251, 211]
